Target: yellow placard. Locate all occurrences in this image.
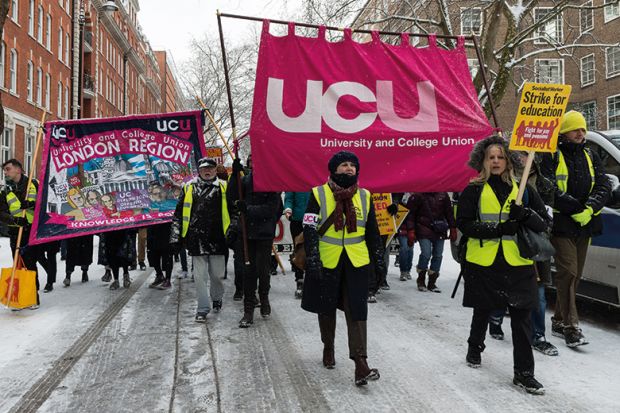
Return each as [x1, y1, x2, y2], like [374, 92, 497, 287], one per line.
[205, 146, 224, 165]
[372, 193, 395, 236]
[510, 83, 572, 153]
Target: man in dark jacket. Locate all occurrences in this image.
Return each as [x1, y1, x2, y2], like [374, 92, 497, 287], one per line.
[539, 111, 611, 347]
[0, 159, 41, 308]
[170, 157, 230, 323]
[228, 155, 282, 328]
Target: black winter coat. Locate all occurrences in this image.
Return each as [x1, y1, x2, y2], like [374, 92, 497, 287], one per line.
[301, 189, 385, 321]
[0, 174, 37, 248]
[539, 141, 611, 238]
[66, 235, 94, 267]
[405, 192, 456, 240]
[103, 229, 135, 268]
[147, 222, 172, 253]
[457, 176, 549, 310]
[170, 178, 227, 256]
[227, 172, 282, 240]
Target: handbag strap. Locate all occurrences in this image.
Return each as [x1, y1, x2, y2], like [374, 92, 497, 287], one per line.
[318, 211, 336, 237]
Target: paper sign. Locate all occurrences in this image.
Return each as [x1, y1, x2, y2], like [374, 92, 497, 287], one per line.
[510, 83, 572, 153]
[372, 193, 395, 236]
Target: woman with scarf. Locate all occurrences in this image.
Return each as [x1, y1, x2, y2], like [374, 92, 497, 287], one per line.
[301, 151, 385, 387]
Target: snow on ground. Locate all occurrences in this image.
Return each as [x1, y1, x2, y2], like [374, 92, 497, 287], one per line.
[1, 236, 620, 412]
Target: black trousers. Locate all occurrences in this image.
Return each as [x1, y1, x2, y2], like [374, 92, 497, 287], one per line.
[233, 240, 244, 295]
[243, 239, 272, 311]
[289, 220, 304, 281]
[40, 249, 57, 284]
[468, 306, 535, 374]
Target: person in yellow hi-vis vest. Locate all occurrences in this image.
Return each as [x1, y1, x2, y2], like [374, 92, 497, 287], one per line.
[0, 159, 41, 309]
[170, 157, 229, 324]
[457, 136, 550, 395]
[301, 151, 385, 387]
[539, 111, 611, 348]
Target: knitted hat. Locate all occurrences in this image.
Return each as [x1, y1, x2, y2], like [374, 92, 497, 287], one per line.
[467, 135, 510, 172]
[559, 110, 587, 134]
[198, 157, 217, 168]
[328, 151, 360, 174]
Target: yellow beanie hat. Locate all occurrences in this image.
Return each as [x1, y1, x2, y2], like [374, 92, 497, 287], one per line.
[559, 110, 587, 134]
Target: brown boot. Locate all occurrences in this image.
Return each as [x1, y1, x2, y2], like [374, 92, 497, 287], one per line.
[319, 314, 336, 369]
[427, 270, 441, 293]
[416, 269, 427, 291]
[353, 356, 380, 386]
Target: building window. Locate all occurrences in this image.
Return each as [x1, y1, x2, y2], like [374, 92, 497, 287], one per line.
[24, 133, 34, 176]
[461, 8, 482, 35]
[26, 61, 33, 101]
[65, 33, 70, 65]
[37, 5, 43, 43]
[535, 59, 564, 84]
[580, 1, 593, 33]
[64, 86, 69, 119]
[0, 42, 5, 89]
[36, 67, 42, 105]
[28, 0, 34, 35]
[57, 81, 63, 117]
[10, 0, 18, 22]
[9, 49, 17, 93]
[58, 28, 63, 61]
[467, 58, 480, 79]
[604, 0, 620, 23]
[580, 54, 595, 87]
[45, 73, 51, 109]
[580, 101, 597, 130]
[1, 128, 13, 181]
[46, 14, 51, 50]
[608, 95, 620, 129]
[606, 46, 620, 78]
[534, 8, 563, 44]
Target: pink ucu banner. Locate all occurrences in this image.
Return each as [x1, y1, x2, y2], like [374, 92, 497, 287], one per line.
[249, 21, 495, 192]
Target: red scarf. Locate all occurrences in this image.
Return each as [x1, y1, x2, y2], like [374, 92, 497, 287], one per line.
[328, 178, 358, 232]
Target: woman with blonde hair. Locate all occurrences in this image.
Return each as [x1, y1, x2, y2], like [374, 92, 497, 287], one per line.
[456, 135, 550, 395]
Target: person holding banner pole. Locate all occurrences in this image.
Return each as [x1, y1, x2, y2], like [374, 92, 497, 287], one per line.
[539, 111, 611, 348]
[170, 157, 229, 323]
[301, 151, 385, 387]
[457, 136, 549, 395]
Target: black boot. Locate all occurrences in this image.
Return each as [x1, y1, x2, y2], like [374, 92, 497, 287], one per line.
[294, 280, 303, 299]
[123, 272, 131, 288]
[81, 270, 89, 283]
[260, 295, 271, 318]
[466, 343, 485, 368]
[101, 268, 112, 282]
[353, 356, 380, 386]
[149, 273, 165, 288]
[416, 269, 427, 291]
[239, 311, 254, 328]
[63, 273, 71, 287]
[319, 314, 336, 369]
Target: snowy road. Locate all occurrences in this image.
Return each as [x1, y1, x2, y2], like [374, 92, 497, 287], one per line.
[1, 240, 620, 413]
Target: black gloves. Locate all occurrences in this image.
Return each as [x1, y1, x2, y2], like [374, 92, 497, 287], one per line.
[12, 216, 28, 226]
[497, 220, 519, 236]
[235, 200, 247, 214]
[232, 158, 244, 174]
[386, 204, 398, 216]
[509, 201, 531, 222]
[21, 200, 36, 209]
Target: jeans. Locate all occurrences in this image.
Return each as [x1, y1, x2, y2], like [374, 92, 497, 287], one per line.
[417, 238, 445, 273]
[193, 255, 225, 314]
[532, 285, 546, 340]
[397, 235, 413, 273]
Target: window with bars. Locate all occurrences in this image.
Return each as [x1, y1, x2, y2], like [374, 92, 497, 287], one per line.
[604, 0, 620, 23]
[606, 46, 620, 78]
[608, 95, 620, 129]
[580, 1, 593, 33]
[534, 8, 563, 44]
[461, 8, 482, 35]
[535, 59, 564, 84]
[581, 54, 595, 87]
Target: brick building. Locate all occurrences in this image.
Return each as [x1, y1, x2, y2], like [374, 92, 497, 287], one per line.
[0, 0, 186, 179]
[353, 0, 620, 133]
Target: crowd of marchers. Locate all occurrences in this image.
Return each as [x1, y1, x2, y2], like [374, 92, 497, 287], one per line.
[2, 110, 618, 393]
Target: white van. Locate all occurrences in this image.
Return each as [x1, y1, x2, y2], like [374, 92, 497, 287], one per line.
[576, 130, 620, 307]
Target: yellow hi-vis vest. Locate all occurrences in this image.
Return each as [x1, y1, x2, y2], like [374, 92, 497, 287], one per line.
[465, 180, 533, 267]
[554, 149, 601, 216]
[181, 180, 230, 238]
[6, 180, 37, 225]
[312, 183, 371, 269]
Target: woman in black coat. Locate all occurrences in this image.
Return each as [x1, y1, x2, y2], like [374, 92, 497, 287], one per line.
[103, 229, 136, 290]
[457, 136, 549, 395]
[301, 151, 385, 386]
[63, 235, 94, 286]
[147, 222, 173, 289]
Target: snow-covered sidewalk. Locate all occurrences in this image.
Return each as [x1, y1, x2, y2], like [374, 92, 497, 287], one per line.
[1, 236, 619, 412]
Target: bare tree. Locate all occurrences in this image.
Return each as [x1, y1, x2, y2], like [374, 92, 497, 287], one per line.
[300, 0, 620, 120]
[0, 0, 10, 136]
